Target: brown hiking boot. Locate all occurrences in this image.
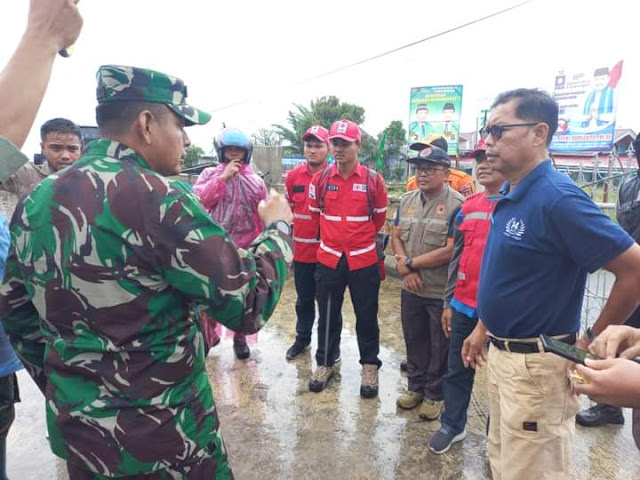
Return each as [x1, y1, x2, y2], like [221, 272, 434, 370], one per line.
[396, 390, 425, 409]
[309, 366, 334, 393]
[360, 364, 379, 398]
[418, 398, 443, 420]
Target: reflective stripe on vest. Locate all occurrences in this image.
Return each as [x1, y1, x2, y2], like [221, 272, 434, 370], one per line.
[346, 215, 371, 222]
[464, 212, 490, 221]
[294, 213, 313, 220]
[294, 237, 320, 244]
[320, 241, 342, 257]
[349, 242, 376, 256]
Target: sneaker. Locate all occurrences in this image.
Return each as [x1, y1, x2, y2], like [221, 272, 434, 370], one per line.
[286, 340, 310, 360]
[396, 391, 425, 410]
[400, 360, 408, 372]
[233, 338, 251, 360]
[360, 364, 379, 398]
[309, 366, 334, 392]
[428, 429, 467, 454]
[418, 398, 443, 420]
[576, 403, 624, 427]
[333, 354, 341, 364]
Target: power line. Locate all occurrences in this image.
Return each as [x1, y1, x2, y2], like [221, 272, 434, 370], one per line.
[210, 0, 535, 113]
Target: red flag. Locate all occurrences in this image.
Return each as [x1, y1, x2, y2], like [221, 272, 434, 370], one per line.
[609, 60, 624, 88]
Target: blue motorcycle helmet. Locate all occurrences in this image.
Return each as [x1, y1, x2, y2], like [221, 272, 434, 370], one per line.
[216, 128, 253, 163]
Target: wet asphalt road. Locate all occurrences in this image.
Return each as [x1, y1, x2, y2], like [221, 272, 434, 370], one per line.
[6, 277, 640, 479]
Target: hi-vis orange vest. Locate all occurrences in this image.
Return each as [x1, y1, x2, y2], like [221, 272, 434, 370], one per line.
[406, 169, 476, 198]
[453, 192, 497, 309]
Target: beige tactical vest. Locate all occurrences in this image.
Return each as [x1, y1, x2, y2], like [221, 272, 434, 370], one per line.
[397, 186, 463, 299]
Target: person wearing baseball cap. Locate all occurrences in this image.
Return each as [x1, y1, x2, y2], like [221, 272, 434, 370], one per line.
[0, 64, 295, 479]
[307, 119, 388, 398]
[284, 125, 330, 360]
[392, 145, 463, 421]
[427, 143, 505, 454]
[405, 134, 476, 199]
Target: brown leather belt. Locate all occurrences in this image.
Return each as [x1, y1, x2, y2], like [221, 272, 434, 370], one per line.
[489, 333, 577, 354]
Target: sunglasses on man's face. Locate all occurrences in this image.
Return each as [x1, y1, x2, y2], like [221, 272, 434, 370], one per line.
[479, 123, 539, 142]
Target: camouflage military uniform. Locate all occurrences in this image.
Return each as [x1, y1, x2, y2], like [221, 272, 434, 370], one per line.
[0, 66, 293, 479]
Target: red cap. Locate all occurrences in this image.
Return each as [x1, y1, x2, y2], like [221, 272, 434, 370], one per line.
[469, 146, 487, 161]
[329, 120, 362, 142]
[301, 125, 329, 143]
[469, 138, 487, 160]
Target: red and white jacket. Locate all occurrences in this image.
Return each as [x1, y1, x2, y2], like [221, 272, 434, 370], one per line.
[308, 163, 387, 270]
[453, 192, 497, 309]
[285, 163, 322, 263]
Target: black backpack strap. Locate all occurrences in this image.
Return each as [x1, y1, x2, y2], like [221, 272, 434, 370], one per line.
[317, 167, 332, 213]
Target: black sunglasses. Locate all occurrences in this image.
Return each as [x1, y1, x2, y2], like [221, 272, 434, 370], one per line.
[479, 123, 538, 141]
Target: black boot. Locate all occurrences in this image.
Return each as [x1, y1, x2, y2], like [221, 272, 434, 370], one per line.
[0, 437, 8, 480]
[233, 336, 250, 360]
[286, 340, 310, 360]
[576, 403, 624, 427]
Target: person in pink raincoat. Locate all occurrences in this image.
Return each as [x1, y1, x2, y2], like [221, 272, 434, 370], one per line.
[194, 128, 268, 359]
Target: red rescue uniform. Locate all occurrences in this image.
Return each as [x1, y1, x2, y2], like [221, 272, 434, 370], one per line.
[453, 192, 497, 309]
[285, 163, 321, 263]
[308, 163, 388, 270]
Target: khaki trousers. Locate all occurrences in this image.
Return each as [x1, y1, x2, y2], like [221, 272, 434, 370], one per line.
[487, 344, 580, 480]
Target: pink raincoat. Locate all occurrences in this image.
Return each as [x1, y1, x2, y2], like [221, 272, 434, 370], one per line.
[194, 163, 268, 346]
[194, 163, 268, 249]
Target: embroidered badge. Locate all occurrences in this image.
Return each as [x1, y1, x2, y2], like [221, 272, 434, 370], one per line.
[353, 184, 367, 192]
[436, 204, 446, 214]
[337, 121, 349, 134]
[504, 217, 526, 240]
[309, 183, 316, 200]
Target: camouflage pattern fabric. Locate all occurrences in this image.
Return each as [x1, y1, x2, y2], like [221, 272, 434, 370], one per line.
[0, 139, 293, 478]
[97, 65, 211, 126]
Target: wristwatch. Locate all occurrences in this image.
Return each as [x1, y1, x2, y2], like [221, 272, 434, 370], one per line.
[404, 256, 414, 270]
[269, 220, 292, 236]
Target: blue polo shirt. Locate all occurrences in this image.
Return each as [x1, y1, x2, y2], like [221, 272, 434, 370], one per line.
[477, 160, 634, 338]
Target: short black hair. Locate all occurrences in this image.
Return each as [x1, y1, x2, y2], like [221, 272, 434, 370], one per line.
[95, 102, 170, 137]
[416, 104, 428, 112]
[40, 118, 82, 142]
[491, 88, 558, 145]
[442, 103, 455, 111]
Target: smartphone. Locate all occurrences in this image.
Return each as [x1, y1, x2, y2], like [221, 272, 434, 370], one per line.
[539, 335, 598, 365]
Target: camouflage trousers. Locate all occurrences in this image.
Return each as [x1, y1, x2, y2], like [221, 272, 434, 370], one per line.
[67, 456, 233, 479]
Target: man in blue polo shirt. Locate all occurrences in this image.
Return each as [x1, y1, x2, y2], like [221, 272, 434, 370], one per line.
[472, 88, 640, 480]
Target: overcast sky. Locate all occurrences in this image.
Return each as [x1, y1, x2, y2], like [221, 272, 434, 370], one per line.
[0, 0, 635, 156]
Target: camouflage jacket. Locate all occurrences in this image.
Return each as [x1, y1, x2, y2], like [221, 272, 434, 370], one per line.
[0, 139, 293, 478]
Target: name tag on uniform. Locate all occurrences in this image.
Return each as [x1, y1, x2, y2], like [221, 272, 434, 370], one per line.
[309, 183, 316, 199]
[293, 185, 305, 193]
[328, 185, 339, 191]
[353, 184, 367, 192]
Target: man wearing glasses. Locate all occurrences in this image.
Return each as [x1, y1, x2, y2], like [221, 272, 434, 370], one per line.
[392, 145, 463, 421]
[472, 88, 640, 479]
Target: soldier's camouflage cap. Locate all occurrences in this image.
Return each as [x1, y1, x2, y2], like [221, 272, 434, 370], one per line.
[96, 65, 211, 126]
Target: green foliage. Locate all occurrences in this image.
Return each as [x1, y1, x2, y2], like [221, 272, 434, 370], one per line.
[183, 145, 204, 168]
[382, 120, 407, 156]
[273, 96, 366, 155]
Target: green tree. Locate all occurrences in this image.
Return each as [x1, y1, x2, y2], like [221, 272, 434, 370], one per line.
[382, 120, 407, 157]
[183, 145, 204, 169]
[273, 96, 366, 155]
[251, 128, 282, 147]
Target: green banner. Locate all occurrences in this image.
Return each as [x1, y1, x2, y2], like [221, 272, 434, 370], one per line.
[408, 85, 463, 155]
